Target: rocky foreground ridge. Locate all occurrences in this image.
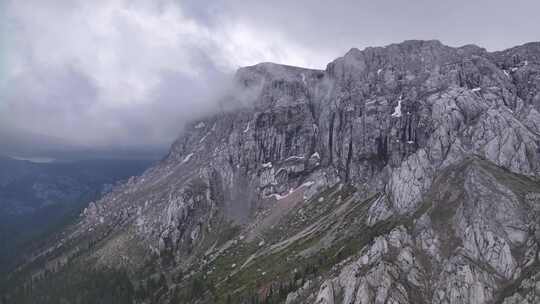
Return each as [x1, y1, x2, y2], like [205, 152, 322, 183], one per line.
[2, 40, 540, 304]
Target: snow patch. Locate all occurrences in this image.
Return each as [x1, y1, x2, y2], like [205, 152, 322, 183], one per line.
[243, 121, 250, 133]
[391, 96, 403, 118]
[471, 87, 482, 92]
[301, 181, 315, 188]
[285, 155, 304, 161]
[199, 133, 210, 143]
[301, 73, 307, 86]
[194, 122, 205, 129]
[262, 162, 272, 168]
[310, 152, 320, 159]
[268, 193, 286, 200]
[268, 188, 294, 200]
[269, 182, 313, 201]
[377, 68, 383, 75]
[182, 153, 194, 164]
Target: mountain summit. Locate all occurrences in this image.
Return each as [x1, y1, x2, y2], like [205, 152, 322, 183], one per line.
[3, 40, 540, 304]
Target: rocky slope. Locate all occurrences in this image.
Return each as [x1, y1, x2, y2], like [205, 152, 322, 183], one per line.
[2, 40, 540, 304]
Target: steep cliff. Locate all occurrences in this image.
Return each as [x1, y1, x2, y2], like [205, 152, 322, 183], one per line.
[3, 40, 540, 304]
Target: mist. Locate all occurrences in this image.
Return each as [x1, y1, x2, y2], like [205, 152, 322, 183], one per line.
[1, 0, 540, 159]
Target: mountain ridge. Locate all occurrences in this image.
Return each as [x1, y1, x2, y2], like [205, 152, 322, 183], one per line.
[2, 39, 540, 304]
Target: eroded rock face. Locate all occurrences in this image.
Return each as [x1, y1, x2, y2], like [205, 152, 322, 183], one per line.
[312, 159, 540, 304]
[11, 40, 540, 304]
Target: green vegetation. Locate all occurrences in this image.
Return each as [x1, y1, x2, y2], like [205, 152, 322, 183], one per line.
[1, 182, 416, 304]
[4, 262, 135, 304]
[190, 185, 392, 304]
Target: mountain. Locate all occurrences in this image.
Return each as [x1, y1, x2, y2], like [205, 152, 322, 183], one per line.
[0, 157, 155, 273]
[2, 40, 540, 304]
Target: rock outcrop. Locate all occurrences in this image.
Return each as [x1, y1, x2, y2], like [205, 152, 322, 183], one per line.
[3, 40, 540, 304]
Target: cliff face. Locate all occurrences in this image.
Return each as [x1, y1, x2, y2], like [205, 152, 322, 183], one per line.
[4, 40, 540, 304]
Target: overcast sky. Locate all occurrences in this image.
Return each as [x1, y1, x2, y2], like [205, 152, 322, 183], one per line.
[1, 0, 539, 158]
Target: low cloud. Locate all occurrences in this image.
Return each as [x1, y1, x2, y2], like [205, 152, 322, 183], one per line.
[1, 0, 539, 158]
[0, 0, 321, 157]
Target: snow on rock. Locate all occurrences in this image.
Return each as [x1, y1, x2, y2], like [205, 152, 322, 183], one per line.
[285, 155, 305, 161]
[199, 132, 210, 143]
[267, 188, 296, 200]
[182, 153, 194, 164]
[194, 122, 205, 129]
[262, 162, 272, 168]
[269, 190, 292, 200]
[268, 193, 284, 200]
[243, 121, 250, 133]
[301, 181, 315, 188]
[391, 96, 403, 118]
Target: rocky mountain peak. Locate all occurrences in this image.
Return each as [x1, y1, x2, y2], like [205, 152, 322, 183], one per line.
[3, 40, 540, 304]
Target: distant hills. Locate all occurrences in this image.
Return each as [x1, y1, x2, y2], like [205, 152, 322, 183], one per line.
[0, 156, 155, 273]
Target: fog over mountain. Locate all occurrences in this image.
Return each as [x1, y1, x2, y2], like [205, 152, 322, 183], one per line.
[2, 0, 540, 158]
[4, 1, 540, 304]
[5, 39, 540, 303]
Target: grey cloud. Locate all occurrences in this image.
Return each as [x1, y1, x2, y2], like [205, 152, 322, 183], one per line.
[1, 0, 540, 159]
[184, 0, 540, 69]
[1, 0, 237, 158]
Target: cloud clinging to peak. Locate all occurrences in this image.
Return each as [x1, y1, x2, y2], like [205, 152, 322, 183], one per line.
[1, 0, 539, 157]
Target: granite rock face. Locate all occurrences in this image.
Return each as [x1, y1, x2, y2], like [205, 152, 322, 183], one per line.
[312, 159, 539, 304]
[5, 40, 540, 304]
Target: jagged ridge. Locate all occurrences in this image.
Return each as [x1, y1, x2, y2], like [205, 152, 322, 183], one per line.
[2, 40, 540, 304]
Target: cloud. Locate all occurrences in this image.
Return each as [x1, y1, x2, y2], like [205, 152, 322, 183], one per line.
[0, 0, 324, 156]
[212, 0, 540, 54]
[1, 0, 540, 158]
